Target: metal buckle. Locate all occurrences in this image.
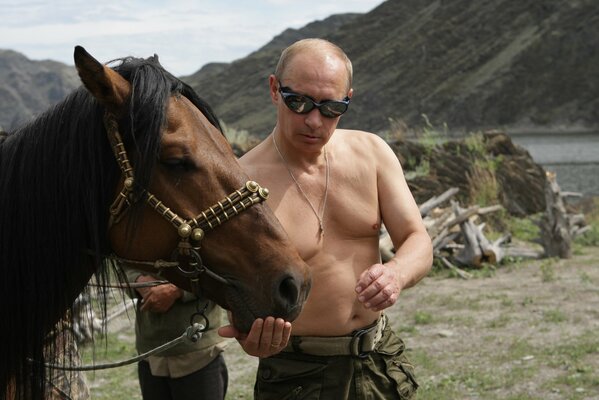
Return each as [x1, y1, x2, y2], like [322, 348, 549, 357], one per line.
[350, 328, 371, 358]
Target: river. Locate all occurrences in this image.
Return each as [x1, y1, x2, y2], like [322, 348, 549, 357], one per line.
[509, 132, 599, 197]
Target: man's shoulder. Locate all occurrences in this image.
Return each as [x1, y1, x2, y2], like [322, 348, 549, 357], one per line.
[239, 140, 267, 167]
[336, 128, 384, 143]
[334, 129, 387, 154]
[239, 140, 277, 181]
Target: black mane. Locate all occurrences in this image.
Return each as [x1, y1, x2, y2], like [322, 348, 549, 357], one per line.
[0, 54, 221, 399]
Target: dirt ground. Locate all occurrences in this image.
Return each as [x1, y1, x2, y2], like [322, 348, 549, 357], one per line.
[85, 245, 599, 400]
[222, 245, 599, 400]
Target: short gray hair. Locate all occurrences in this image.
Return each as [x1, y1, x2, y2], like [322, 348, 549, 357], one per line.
[274, 38, 353, 91]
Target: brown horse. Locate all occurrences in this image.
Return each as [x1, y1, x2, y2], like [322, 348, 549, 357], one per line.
[0, 46, 310, 399]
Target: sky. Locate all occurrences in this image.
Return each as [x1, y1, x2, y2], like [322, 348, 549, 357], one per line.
[0, 0, 385, 76]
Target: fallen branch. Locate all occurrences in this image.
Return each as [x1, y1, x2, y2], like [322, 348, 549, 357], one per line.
[419, 187, 459, 217]
[440, 256, 473, 279]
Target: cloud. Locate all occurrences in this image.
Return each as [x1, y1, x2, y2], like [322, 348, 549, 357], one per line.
[0, 0, 384, 75]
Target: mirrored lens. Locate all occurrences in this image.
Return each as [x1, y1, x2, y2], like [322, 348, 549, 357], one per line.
[284, 94, 314, 114]
[321, 101, 349, 117]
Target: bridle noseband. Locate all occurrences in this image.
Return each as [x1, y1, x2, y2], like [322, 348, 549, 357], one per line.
[103, 113, 269, 294]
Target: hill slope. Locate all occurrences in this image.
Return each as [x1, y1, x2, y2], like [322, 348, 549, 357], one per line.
[184, 0, 599, 137]
[0, 50, 79, 130]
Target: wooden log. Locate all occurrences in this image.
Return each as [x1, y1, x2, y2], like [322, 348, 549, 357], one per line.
[433, 231, 461, 254]
[486, 233, 512, 264]
[442, 242, 465, 251]
[539, 171, 572, 258]
[561, 191, 583, 198]
[474, 223, 497, 264]
[453, 202, 483, 267]
[572, 225, 591, 238]
[426, 208, 454, 239]
[503, 246, 543, 259]
[431, 204, 480, 249]
[419, 187, 460, 217]
[478, 204, 504, 215]
[568, 213, 586, 227]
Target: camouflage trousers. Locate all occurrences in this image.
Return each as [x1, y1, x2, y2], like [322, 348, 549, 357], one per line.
[254, 317, 418, 400]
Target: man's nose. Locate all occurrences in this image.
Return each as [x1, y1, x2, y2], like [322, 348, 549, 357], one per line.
[304, 108, 323, 130]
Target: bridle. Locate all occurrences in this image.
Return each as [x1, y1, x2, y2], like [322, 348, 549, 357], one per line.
[29, 113, 266, 374]
[103, 113, 269, 294]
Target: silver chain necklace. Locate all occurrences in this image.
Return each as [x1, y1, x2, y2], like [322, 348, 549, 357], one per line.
[273, 134, 329, 239]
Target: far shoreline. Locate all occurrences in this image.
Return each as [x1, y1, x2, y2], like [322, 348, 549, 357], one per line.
[504, 124, 598, 136]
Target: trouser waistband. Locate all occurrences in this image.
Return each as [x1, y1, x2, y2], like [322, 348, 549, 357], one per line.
[282, 315, 387, 358]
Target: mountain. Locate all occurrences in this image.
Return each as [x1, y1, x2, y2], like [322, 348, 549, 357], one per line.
[2, 0, 598, 136]
[0, 50, 79, 130]
[183, 0, 599, 137]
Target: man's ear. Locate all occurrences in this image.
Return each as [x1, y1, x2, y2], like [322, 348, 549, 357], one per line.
[268, 74, 279, 105]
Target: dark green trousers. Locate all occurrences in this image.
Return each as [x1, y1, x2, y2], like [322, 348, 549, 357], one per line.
[254, 321, 418, 400]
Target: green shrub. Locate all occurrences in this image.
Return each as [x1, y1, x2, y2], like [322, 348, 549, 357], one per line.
[506, 215, 541, 242]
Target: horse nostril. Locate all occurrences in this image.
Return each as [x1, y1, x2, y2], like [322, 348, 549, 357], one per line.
[276, 275, 300, 312]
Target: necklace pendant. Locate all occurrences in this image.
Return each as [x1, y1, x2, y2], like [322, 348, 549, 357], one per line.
[273, 134, 329, 243]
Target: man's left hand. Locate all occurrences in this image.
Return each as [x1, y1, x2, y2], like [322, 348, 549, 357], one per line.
[355, 262, 401, 311]
[218, 315, 291, 358]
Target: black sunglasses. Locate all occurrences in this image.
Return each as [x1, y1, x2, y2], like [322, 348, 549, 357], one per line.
[278, 82, 350, 118]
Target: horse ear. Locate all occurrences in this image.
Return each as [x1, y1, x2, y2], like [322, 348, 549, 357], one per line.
[73, 46, 131, 114]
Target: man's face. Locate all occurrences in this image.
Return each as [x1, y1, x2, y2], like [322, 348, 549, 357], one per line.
[274, 52, 352, 152]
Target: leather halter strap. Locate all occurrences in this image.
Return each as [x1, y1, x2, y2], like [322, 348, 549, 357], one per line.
[103, 113, 269, 292]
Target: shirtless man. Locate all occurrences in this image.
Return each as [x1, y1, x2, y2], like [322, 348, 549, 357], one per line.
[225, 38, 433, 399]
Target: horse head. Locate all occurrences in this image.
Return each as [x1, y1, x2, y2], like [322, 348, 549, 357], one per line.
[74, 46, 311, 332]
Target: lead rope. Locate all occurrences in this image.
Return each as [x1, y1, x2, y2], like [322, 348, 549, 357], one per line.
[34, 322, 206, 372]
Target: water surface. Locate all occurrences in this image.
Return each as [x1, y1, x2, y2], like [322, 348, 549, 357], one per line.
[509, 132, 599, 196]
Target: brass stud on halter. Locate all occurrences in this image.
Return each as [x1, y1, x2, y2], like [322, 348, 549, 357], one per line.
[178, 224, 192, 238]
[191, 228, 205, 242]
[246, 180, 259, 192]
[259, 187, 270, 199]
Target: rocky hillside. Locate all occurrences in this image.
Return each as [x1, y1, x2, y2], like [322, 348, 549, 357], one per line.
[184, 0, 599, 137]
[0, 50, 79, 130]
[2, 0, 597, 136]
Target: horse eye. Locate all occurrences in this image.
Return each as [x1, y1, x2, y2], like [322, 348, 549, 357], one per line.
[161, 158, 193, 171]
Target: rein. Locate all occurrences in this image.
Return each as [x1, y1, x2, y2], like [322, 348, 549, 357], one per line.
[36, 322, 207, 372]
[103, 113, 269, 293]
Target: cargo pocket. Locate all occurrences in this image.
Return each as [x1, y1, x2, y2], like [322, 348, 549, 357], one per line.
[254, 355, 327, 400]
[384, 355, 419, 399]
